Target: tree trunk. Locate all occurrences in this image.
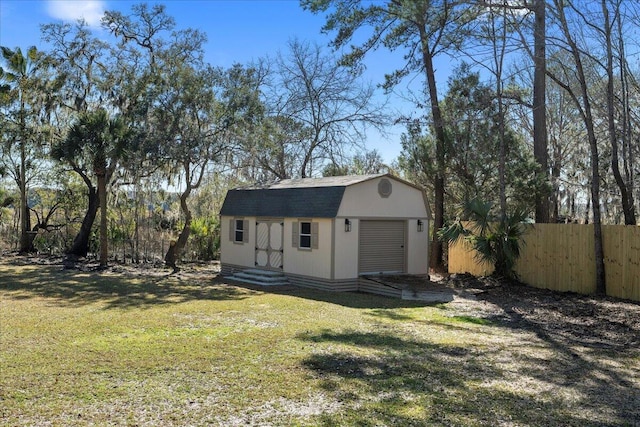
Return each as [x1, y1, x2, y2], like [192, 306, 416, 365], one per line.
[419, 26, 445, 270]
[602, 0, 636, 225]
[164, 185, 193, 271]
[134, 181, 140, 263]
[589, 156, 606, 295]
[569, 192, 576, 220]
[584, 196, 590, 224]
[24, 224, 38, 253]
[18, 139, 33, 253]
[98, 172, 108, 266]
[550, 0, 606, 295]
[533, 0, 550, 223]
[551, 144, 562, 222]
[617, 10, 635, 224]
[579, 71, 607, 295]
[493, 6, 507, 221]
[68, 186, 99, 257]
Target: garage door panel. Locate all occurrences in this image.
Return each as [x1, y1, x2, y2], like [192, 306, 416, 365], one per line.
[359, 220, 405, 274]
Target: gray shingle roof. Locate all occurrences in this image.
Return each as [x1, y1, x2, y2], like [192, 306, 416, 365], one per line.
[219, 174, 386, 218]
[239, 174, 384, 190]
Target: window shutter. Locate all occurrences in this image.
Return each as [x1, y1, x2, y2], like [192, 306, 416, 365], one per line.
[311, 222, 319, 249]
[292, 222, 299, 247]
[242, 220, 249, 243]
[229, 219, 235, 241]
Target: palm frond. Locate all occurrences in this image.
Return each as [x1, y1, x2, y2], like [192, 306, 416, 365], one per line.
[450, 199, 529, 279]
[462, 198, 493, 235]
[437, 219, 469, 245]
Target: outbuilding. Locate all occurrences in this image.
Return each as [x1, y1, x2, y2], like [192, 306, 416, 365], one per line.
[219, 174, 431, 296]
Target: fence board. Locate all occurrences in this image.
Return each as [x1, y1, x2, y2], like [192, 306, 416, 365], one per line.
[448, 224, 640, 302]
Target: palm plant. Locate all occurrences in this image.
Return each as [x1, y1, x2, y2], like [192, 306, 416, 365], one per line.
[0, 46, 50, 253]
[52, 109, 130, 264]
[438, 199, 530, 278]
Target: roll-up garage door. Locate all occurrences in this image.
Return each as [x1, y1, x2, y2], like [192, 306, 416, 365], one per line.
[358, 220, 405, 274]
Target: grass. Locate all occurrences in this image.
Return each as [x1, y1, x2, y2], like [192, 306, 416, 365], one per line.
[1, 261, 638, 426]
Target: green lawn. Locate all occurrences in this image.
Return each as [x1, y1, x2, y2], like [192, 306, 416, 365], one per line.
[1, 261, 638, 426]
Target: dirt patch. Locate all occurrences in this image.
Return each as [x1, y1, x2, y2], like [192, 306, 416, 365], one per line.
[1, 252, 220, 280]
[433, 273, 639, 352]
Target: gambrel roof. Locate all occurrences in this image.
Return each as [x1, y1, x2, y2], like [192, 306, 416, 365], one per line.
[220, 174, 387, 218]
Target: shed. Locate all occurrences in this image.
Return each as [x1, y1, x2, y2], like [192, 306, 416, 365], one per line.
[219, 173, 431, 295]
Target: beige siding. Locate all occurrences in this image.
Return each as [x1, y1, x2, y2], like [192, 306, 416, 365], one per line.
[283, 218, 333, 279]
[333, 218, 360, 280]
[336, 176, 430, 277]
[220, 215, 256, 269]
[337, 177, 429, 219]
[406, 218, 429, 275]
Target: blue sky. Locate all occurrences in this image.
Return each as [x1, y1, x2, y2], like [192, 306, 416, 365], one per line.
[0, 0, 448, 164]
[0, 1, 330, 65]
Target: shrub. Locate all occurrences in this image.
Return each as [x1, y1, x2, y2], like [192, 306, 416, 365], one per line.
[189, 216, 220, 261]
[438, 199, 530, 278]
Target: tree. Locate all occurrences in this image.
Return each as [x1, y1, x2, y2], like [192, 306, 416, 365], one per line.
[488, 3, 509, 219]
[154, 63, 229, 270]
[532, 0, 550, 223]
[102, 3, 246, 270]
[546, 0, 606, 294]
[103, 4, 180, 263]
[52, 109, 129, 264]
[438, 66, 511, 206]
[323, 149, 390, 176]
[44, 5, 180, 262]
[544, 67, 588, 223]
[303, 0, 475, 269]
[600, 0, 636, 225]
[479, 0, 551, 222]
[253, 39, 385, 180]
[400, 65, 542, 215]
[151, 57, 227, 269]
[23, 181, 70, 253]
[241, 115, 305, 181]
[42, 21, 114, 259]
[41, 21, 110, 115]
[0, 46, 56, 253]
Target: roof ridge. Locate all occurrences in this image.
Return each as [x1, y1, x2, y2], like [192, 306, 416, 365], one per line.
[234, 173, 388, 190]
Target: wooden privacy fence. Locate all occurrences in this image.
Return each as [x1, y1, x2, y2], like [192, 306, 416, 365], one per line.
[448, 224, 640, 302]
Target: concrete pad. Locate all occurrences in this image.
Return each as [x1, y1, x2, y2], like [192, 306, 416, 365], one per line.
[401, 289, 455, 302]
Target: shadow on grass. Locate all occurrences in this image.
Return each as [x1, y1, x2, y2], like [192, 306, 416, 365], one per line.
[485, 299, 639, 425]
[299, 329, 630, 426]
[0, 262, 253, 309]
[449, 275, 640, 426]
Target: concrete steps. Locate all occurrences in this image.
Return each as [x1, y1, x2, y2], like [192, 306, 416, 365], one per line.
[228, 269, 290, 287]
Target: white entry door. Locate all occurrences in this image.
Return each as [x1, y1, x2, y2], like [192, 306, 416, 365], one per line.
[255, 220, 284, 270]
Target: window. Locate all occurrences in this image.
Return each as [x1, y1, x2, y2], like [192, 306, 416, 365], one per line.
[235, 219, 244, 242]
[378, 178, 392, 198]
[292, 220, 318, 250]
[299, 222, 312, 248]
[229, 218, 249, 243]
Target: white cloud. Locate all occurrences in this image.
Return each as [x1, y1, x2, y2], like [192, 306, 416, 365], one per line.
[46, 0, 106, 27]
